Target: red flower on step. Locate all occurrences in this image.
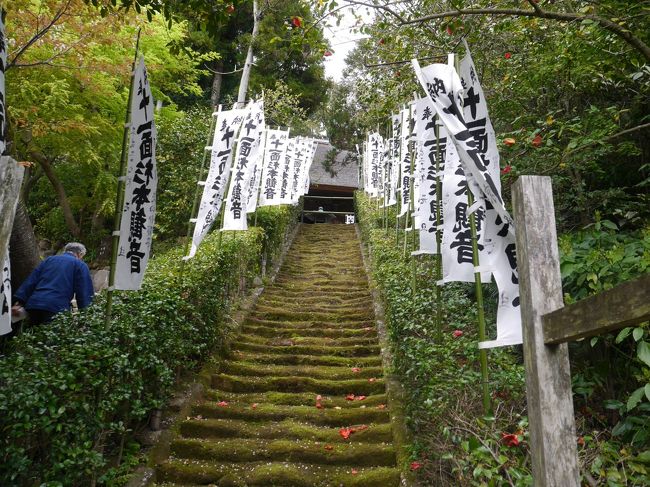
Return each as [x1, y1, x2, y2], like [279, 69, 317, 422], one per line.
[340, 428, 353, 440]
[505, 52, 512, 59]
[501, 165, 512, 175]
[346, 394, 356, 401]
[410, 461, 422, 471]
[325, 444, 334, 451]
[351, 469, 359, 475]
[351, 367, 361, 373]
[532, 134, 543, 147]
[452, 330, 463, 338]
[251, 403, 258, 409]
[354, 395, 367, 401]
[217, 401, 229, 407]
[501, 433, 520, 447]
[291, 16, 302, 28]
[316, 394, 323, 401]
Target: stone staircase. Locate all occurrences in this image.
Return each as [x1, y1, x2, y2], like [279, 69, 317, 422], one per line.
[155, 224, 401, 486]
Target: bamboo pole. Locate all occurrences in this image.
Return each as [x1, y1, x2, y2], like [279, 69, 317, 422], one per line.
[434, 118, 444, 344]
[105, 28, 141, 327]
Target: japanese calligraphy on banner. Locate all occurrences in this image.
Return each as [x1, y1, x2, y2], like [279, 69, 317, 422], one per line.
[398, 107, 412, 216]
[386, 113, 401, 207]
[0, 14, 7, 155]
[413, 97, 441, 255]
[186, 108, 245, 259]
[302, 139, 316, 194]
[1, 251, 11, 336]
[259, 129, 290, 207]
[367, 133, 381, 197]
[412, 57, 521, 348]
[412, 60, 513, 232]
[115, 57, 157, 290]
[223, 100, 265, 231]
[247, 128, 267, 214]
[290, 138, 307, 204]
[279, 137, 295, 204]
[460, 44, 521, 348]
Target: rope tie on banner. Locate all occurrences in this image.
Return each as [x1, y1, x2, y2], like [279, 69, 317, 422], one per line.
[189, 218, 197, 223]
[468, 201, 482, 215]
[111, 230, 121, 236]
[197, 181, 207, 186]
[204, 146, 212, 151]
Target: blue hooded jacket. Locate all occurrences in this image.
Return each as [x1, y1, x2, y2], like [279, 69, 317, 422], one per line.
[14, 253, 95, 313]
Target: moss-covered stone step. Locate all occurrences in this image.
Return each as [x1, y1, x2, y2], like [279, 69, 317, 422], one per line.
[192, 400, 391, 427]
[256, 294, 373, 307]
[220, 360, 383, 380]
[253, 299, 372, 314]
[240, 323, 375, 339]
[226, 350, 383, 367]
[234, 333, 378, 349]
[231, 340, 381, 358]
[202, 390, 388, 408]
[250, 306, 373, 323]
[244, 316, 376, 330]
[179, 417, 393, 443]
[156, 459, 401, 486]
[211, 373, 385, 395]
[268, 284, 370, 295]
[170, 438, 396, 467]
[261, 287, 371, 299]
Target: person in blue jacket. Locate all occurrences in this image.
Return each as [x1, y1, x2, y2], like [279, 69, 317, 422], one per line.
[11, 242, 95, 325]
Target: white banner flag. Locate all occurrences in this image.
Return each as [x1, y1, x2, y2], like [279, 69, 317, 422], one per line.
[413, 97, 441, 255]
[1, 251, 11, 335]
[259, 129, 290, 207]
[368, 133, 382, 197]
[115, 57, 157, 290]
[302, 139, 316, 195]
[223, 100, 265, 231]
[0, 14, 7, 156]
[460, 44, 521, 348]
[398, 108, 412, 216]
[290, 138, 307, 204]
[247, 128, 267, 214]
[186, 108, 246, 259]
[413, 57, 521, 347]
[279, 137, 295, 204]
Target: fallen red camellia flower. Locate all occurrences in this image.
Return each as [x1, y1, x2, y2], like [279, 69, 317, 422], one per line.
[251, 403, 258, 409]
[346, 394, 356, 401]
[377, 404, 387, 410]
[452, 330, 463, 338]
[316, 395, 322, 401]
[446, 26, 453, 35]
[577, 436, 585, 446]
[226, 4, 234, 14]
[532, 134, 543, 147]
[410, 461, 422, 471]
[351, 469, 359, 475]
[339, 428, 353, 439]
[503, 137, 516, 147]
[501, 165, 512, 175]
[354, 395, 367, 401]
[324, 444, 334, 451]
[502, 433, 520, 447]
[291, 16, 302, 28]
[505, 52, 512, 59]
[351, 367, 361, 373]
[217, 401, 228, 407]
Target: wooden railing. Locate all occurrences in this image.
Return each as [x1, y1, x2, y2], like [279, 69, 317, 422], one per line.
[513, 176, 650, 486]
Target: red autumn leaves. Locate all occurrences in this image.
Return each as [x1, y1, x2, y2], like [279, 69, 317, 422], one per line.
[339, 424, 369, 440]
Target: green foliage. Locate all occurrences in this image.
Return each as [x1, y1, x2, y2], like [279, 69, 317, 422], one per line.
[356, 192, 529, 485]
[0, 205, 296, 486]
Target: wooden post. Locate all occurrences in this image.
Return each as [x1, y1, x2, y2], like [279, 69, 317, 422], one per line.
[512, 176, 579, 487]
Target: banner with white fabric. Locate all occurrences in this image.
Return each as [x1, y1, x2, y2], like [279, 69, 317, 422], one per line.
[413, 97, 441, 255]
[412, 57, 521, 348]
[383, 137, 394, 207]
[290, 138, 307, 204]
[115, 57, 157, 290]
[246, 128, 267, 214]
[186, 108, 246, 259]
[223, 100, 265, 231]
[1, 251, 11, 336]
[302, 139, 316, 195]
[367, 133, 382, 198]
[398, 107, 412, 216]
[259, 129, 290, 207]
[0, 14, 7, 156]
[460, 44, 521, 348]
[386, 114, 401, 207]
[279, 137, 295, 204]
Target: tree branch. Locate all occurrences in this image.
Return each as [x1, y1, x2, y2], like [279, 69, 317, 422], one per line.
[399, 7, 650, 62]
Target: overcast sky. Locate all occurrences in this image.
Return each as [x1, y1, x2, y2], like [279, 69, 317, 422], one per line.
[322, 6, 374, 82]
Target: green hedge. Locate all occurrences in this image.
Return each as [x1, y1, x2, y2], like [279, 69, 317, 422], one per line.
[0, 205, 297, 486]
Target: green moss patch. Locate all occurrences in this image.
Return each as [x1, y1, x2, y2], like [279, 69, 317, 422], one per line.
[210, 373, 385, 395]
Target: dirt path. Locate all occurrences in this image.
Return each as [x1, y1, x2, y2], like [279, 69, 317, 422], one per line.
[155, 224, 400, 486]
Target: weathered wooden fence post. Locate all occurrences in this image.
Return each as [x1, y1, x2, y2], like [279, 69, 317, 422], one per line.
[512, 176, 580, 486]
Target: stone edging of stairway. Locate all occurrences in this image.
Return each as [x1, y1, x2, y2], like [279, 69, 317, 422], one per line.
[355, 224, 417, 487]
[126, 222, 302, 487]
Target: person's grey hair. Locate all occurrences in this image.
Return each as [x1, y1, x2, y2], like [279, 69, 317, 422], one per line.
[64, 242, 87, 257]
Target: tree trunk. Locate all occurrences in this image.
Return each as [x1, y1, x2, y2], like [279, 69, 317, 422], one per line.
[31, 152, 81, 238]
[0, 156, 24, 262]
[211, 60, 224, 108]
[236, 0, 260, 107]
[9, 200, 41, 289]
